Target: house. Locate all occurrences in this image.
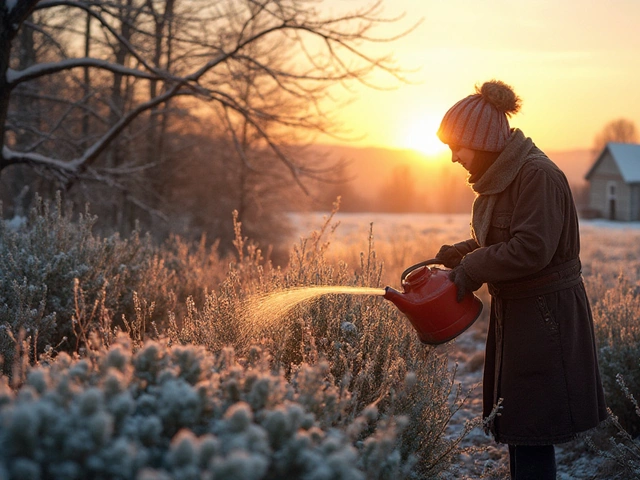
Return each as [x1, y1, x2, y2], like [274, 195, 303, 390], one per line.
[584, 142, 640, 221]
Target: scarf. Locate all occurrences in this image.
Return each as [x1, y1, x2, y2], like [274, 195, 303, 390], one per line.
[469, 129, 535, 246]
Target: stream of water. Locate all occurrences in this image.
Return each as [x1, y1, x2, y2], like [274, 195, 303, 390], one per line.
[243, 286, 386, 333]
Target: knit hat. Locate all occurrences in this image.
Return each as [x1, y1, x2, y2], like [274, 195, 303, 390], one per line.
[437, 80, 521, 152]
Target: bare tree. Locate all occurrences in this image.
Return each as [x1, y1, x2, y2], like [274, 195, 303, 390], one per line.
[593, 118, 639, 155]
[0, 0, 414, 226]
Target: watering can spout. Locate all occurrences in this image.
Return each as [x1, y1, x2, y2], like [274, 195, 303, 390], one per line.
[383, 285, 403, 303]
[383, 285, 414, 319]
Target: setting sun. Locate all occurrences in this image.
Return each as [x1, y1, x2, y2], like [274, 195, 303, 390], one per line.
[400, 114, 449, 157]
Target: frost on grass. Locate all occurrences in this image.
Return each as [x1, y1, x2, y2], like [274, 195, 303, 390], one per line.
[0, 204, 522, 478]
[585, 385, 640, 479]
[0, 334, 415, 479]
[0, 193, 177, 373]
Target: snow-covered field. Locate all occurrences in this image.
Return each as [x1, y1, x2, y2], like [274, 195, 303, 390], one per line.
[289, 211, 640, 242]
[289, 212, 638, 479]
[288, 212, 473, 243]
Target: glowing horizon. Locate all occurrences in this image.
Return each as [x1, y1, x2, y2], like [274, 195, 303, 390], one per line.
[321, 0, 640, 154]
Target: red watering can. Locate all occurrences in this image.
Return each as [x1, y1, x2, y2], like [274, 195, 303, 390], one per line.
[383, 259, 483, 345]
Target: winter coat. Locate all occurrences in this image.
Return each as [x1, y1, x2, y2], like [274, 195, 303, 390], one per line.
[454, 130, 608, 445]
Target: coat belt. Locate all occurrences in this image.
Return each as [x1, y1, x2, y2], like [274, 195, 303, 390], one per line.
[488, 258, 582, 299]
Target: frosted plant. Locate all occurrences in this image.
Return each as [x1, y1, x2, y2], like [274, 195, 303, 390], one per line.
[0, 199, 500, 478]
[210, 450, 269, 480]
[590, 274, 640, 437]
[0, 193, 178, 372]
[0, 338, 418, 479]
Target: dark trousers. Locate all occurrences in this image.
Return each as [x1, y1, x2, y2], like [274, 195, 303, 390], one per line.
[508, 444, 556, 480]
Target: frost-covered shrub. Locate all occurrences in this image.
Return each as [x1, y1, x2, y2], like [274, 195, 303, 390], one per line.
[0, 335, 413, 480]
[0, 194, 175, 372]
[1, 201, 476, 477]
[588, 274, 640, 437]
[580, 226, 640, 291]
[172, 211, 474, 477]
[586, 376, 640, 479]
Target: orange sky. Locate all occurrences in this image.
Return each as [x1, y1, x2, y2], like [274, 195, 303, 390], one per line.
[321, 0, 640, 155]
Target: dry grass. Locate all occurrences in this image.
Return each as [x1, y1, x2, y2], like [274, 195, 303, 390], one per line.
[2, 199, 640, 478]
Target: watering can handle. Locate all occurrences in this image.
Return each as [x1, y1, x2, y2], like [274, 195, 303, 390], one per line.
[400, 258, 442, 283]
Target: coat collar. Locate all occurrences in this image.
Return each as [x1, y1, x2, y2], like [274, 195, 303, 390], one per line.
[471, 129, 534, 195]
[470, 129, 534, 246]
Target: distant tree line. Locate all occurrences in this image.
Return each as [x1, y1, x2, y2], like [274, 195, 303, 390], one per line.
[316, 162, 475, 214]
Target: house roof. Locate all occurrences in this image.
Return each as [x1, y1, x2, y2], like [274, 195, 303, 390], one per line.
[585, 142, 640, 182]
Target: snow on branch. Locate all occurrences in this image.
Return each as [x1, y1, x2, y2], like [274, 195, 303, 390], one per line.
[2, 146, 76, 175]
[6, 58, 160, 86]
[1, 83, 191, 180]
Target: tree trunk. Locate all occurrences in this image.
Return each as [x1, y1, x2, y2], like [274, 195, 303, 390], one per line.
[15, 20, 38, 149]
[108, 0, 135, 170]
[0, 0, 52, 171]
[82, 11, 91, 142]
[147, 0, 175, 165]
[0, 7, 12, 169]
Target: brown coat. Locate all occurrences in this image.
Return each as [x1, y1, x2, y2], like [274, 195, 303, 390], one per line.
[455, 131, 607, 445]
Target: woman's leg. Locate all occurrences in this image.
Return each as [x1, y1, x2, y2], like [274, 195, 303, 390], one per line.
[508, 445, 516, 478]
[508, 444, 556, 480]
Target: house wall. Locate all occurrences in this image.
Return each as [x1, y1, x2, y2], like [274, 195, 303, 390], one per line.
[631, 184, 640, 221]
[587, 152, 632, 220]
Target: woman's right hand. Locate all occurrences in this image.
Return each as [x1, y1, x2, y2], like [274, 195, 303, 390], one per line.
[435, 244, 464, 268]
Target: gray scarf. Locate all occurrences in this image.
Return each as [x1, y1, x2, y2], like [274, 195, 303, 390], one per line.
[469, 129, 535, 246]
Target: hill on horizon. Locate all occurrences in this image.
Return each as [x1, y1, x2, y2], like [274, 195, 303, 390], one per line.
[306, 143, 594, 213]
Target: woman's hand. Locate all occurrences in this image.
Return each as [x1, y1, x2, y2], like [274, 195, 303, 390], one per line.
[435, 244, 465, 268]
[449, 264, 482, 302]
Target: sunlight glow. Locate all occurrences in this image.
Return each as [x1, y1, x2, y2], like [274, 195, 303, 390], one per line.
[400, 115, 449, 157]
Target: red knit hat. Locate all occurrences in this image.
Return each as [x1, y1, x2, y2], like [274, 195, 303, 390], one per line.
[437, 80, 521, 152]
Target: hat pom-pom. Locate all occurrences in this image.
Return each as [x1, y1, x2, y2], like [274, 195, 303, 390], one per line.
[477, 80, 521, 117]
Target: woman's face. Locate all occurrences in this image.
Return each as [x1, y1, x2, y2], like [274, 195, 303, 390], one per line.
[449, 145, 477, 172]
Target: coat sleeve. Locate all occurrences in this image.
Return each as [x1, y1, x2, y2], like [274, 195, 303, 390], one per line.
[461, 165, 567, 285]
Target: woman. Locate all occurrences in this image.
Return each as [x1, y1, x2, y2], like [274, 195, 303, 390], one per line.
[434, 80, 607, 479]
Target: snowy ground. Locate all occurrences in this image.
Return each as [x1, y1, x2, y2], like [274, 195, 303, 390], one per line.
[289, 212, 630, 479]
[288, 212, 473, 243]
[288, 211, 640, 241]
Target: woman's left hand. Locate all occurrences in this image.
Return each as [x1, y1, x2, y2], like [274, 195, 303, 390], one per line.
[449, 265, 482, 302]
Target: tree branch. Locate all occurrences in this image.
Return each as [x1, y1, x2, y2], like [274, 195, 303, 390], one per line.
[7, 57, 160, 86]
[5, 0, 41, 36]
[2, 146, 77, 175]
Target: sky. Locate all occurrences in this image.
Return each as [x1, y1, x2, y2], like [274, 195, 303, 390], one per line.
[319, 0, 640, 156]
